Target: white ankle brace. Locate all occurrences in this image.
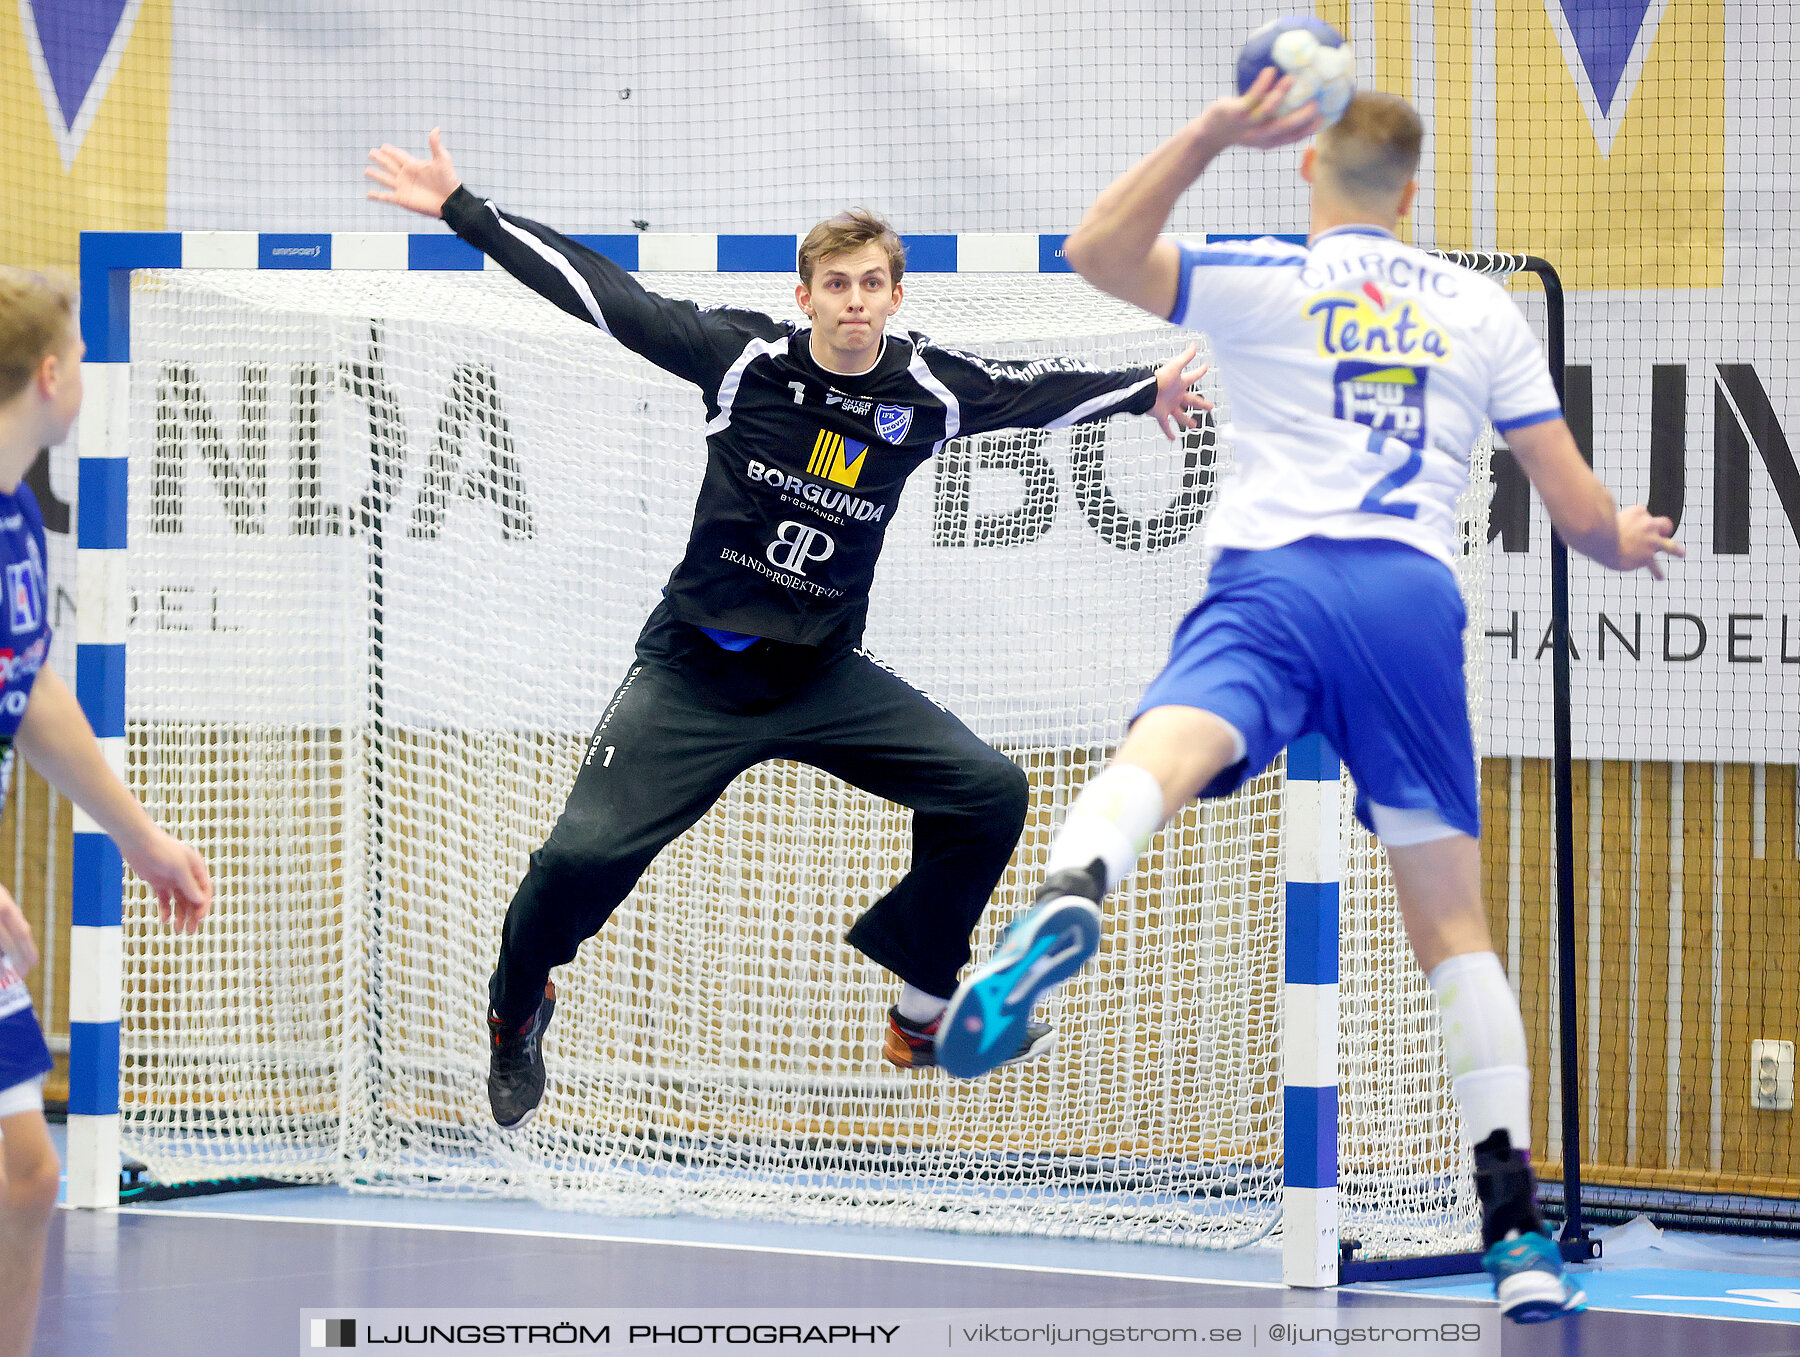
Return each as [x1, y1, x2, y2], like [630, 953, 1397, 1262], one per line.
[1045, 763, 1167, 894]
[1430, 950, 1531, 1151]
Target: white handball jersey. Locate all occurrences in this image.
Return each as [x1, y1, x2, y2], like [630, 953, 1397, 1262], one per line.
[1170, 225, 1562, 568]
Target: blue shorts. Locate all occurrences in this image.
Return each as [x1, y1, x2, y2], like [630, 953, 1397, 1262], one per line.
[0, 1006, 52, 1099]
[1136, 536, 1479, 840]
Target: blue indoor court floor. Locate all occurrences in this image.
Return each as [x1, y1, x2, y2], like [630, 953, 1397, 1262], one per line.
[30, 1124, 1800, 1357]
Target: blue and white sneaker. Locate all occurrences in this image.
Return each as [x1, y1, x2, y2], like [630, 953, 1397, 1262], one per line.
[1482, 1229, 1588, 1323]
[935, 868, 1103, 1079]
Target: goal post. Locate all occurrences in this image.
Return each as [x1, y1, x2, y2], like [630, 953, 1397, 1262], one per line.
[67, 227, 1556, 1281]
[1431, 250, 1596, 1275]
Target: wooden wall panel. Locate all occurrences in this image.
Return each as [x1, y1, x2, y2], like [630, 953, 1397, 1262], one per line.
[1511, 758, 1559, 1160]
[9, 738, 1797, 1202]
[1677, 761, 1716, 1174]
[1505, 757, 1800, 1197]
[1634, 761, 1672, 1174]
[1593, 761, 1636, 1169]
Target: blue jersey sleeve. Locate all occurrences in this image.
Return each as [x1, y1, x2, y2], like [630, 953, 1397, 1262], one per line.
[1168, 237, 1310, 341]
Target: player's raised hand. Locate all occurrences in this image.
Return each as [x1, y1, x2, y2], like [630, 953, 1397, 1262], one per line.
[1150, 342, 1213, 441]
[123, 827, 214, 935]
[365, 128, 462, 219]
[1200, 68, 1326, 151]
[0, 886, 38, 976]
[1614, 504, 1684, 581]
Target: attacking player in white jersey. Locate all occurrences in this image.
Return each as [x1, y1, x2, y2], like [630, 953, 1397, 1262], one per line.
[934, 77, 1681, 1324]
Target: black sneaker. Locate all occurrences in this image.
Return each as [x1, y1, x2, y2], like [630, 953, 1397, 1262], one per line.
[487, 982, 555, 1128]
[882, 1005, 1054, 1071]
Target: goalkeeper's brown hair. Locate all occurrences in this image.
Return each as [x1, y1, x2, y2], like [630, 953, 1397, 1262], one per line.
[1316, 92, 1423, 209]
[0, 267, 77, 404]
[798, 209, 907, 286]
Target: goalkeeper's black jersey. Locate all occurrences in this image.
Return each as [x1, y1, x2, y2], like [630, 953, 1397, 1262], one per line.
[445, 187, 1160, 649]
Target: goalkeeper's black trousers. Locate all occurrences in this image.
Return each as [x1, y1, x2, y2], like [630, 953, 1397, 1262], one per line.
[486, 602, 1030, 1028]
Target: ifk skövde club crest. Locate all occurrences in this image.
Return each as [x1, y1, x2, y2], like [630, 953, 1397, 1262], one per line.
[874, 404, 913, 443]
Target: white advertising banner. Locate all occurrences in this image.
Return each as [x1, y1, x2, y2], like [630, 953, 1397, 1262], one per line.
[120, 269, 1206, 752]
[1484, 289, 1800, 761]
[116, 262, 1800, 763]
[11, 1, 1794, 764]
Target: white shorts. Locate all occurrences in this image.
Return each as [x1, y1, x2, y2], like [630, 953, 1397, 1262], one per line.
[1367, 799, 1463, 847]
[0, 1073, 46, 1119]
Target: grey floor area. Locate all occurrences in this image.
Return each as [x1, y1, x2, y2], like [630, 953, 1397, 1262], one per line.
[31, 1203, 1800, 1357]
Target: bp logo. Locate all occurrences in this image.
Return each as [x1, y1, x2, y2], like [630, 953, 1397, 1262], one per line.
[874, 404, 913, 444]
[765, 520, 836, 576]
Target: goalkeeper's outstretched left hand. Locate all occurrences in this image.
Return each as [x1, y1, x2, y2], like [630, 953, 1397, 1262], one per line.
[1150, 342, 1213, 440]
[366, 128, 463, 219]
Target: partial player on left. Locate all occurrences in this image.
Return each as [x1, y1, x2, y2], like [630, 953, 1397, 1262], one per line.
[0, 267, 214, 1357]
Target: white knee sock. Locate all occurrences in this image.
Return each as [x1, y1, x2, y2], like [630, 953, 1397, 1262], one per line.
[1045, 763, 1167, 894]
[1429, 950, 1531, 1152]
[897, 983, 948, 1025]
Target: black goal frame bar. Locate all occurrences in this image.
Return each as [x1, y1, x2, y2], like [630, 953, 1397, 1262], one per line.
[1339, 252, 1596, 1283]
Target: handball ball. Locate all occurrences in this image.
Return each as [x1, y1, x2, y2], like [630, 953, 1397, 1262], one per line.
[1236, 16, 1356, 127]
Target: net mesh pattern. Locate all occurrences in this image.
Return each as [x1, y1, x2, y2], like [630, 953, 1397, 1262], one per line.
[117, 264, 1484, 1254]
[151, 1, 1309, 239]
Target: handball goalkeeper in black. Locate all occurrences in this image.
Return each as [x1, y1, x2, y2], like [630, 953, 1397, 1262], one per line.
[367, 130, 1210, 1127]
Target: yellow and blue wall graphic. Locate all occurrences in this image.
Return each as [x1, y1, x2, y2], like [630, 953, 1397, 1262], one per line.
[1319, 0, 1722, 289]
[0, 2, 1730, 287]
[1, 0, 168, 270]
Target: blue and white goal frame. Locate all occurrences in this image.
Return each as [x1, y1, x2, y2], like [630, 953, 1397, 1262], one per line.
[66, 224, 1096, 1209]
[68, 226, 1586, 1287]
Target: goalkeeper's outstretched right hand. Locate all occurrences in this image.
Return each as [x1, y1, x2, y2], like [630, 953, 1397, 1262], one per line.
[365, 127, 463, 219]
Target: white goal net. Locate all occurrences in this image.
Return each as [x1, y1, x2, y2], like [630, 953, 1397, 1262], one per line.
[117, 262, 1483, 1257]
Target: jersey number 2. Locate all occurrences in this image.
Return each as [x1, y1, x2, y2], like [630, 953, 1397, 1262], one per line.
[1359, 428, 1422, 520]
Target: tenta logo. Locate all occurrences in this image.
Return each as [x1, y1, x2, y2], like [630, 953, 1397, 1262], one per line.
[1307, 285, 1450, 360]
[765, 521, 835, 575]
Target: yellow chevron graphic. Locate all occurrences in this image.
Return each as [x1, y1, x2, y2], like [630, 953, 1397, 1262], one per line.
[808, 430, 867, 487]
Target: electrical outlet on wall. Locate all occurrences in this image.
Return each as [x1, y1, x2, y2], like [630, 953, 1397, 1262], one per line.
[1752, 1040, 1795, 1111]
